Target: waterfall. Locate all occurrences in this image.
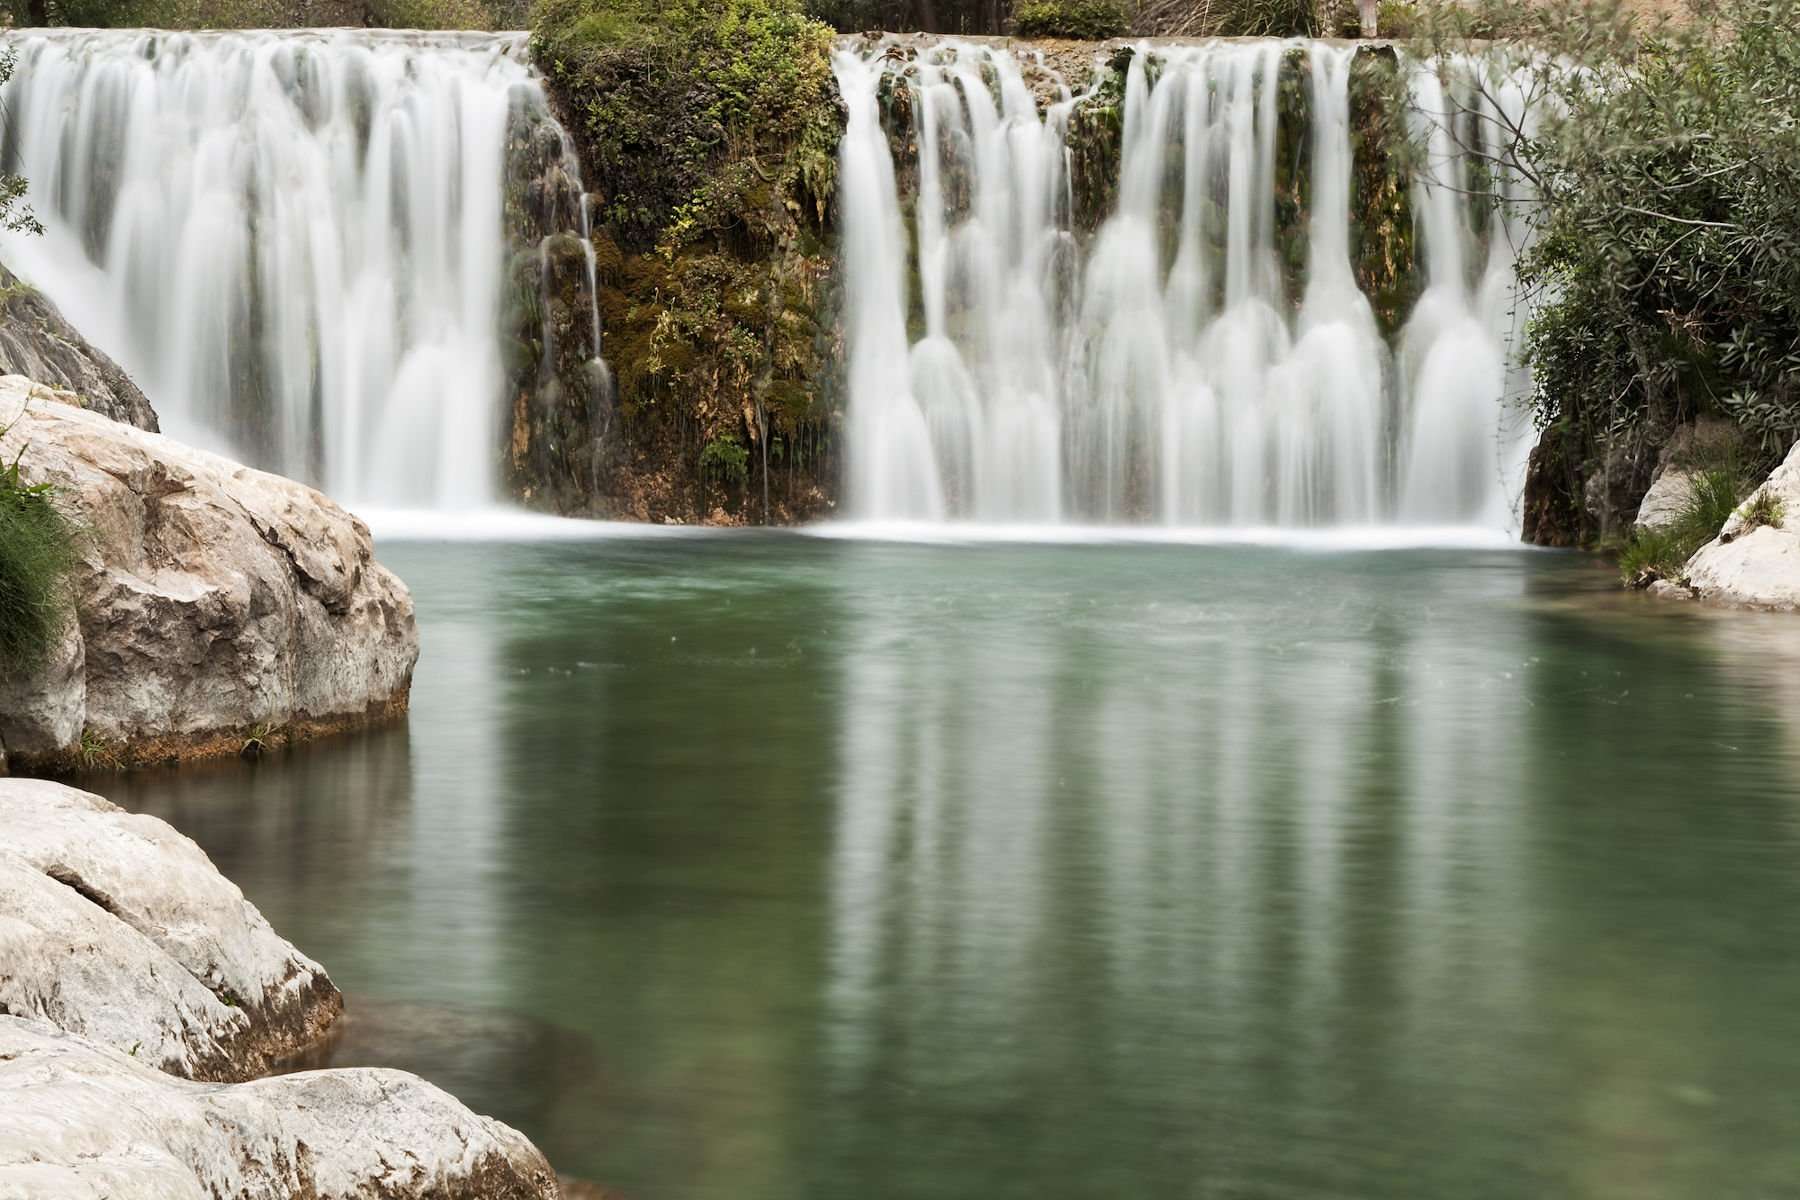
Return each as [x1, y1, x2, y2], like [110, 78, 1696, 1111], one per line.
[0, 29, 604, 511]
[832, 40, 1536, 530]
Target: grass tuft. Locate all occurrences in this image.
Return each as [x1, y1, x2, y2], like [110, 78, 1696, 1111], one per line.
[1617, 467, 1745, 587]
[0, 429, 79, 675]
[1739, 487, 1786, 533]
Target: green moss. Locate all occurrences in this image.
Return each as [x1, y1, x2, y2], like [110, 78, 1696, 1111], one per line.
[1013, 0, 1125, 39]
[1065, 50, 1128, 232]
[532, 0, 841, 521]
[1346, 44, 1417, 339]
[0, 439, 78, 675]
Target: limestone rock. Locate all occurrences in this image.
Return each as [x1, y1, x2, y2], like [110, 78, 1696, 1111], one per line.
[0, 1017, 560, 1200]
[0, 779, 340, 1081]
[0, 376, 417, 768]
[1682, 439, 1800, 611]
[1634, 416, 1744, 534]
[0, 263, 157, 431]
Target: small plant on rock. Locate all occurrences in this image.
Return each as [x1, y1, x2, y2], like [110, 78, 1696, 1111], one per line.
[1617, 467, 1746, 587]
[0, 426, 80, 675]
[1739, 488, 1786, 533]
[76, 728, 121, 772]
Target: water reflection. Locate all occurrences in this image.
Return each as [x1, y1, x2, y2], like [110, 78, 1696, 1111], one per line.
[86, 538, 1800, 1200]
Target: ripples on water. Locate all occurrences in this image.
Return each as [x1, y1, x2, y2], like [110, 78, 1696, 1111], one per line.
[100, 536, 1800, 1200]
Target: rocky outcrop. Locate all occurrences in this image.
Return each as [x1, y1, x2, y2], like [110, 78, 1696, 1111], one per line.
[0, 779, 562, 1198]
[0, 263, 157, 432]
[0, 1018, 560, 1200]
[0, 377, 417, 771]
[1633, 416, 1744, 534]
[1679, 439, 1800, 611]
[0, 779, 340, 1081]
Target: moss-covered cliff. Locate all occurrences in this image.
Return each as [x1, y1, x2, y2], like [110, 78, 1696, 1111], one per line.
[529, 0, 843, 523]
[521, 29, 1426, 522]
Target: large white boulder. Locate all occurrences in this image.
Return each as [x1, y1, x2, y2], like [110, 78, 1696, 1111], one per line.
[0, 1017, 560, 1200]
[0, 376, 417, 769]
[0, 779, 339, 1081]
[1683, 439, 1800, 611]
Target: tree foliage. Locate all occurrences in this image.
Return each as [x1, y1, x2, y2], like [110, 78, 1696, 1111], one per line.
[1419, 0, 1800, 542]
[1013, 0, 1126, 38]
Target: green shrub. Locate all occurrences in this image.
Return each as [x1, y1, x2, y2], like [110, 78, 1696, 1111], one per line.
[0, 442, 78, 673]
[1424, 0, 1800, 545]
[1014, 0, 1125, 39]
[533, 0, 836, 251]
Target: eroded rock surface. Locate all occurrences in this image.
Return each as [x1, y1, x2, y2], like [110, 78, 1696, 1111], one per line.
[0, 376, 417, 769]
[0, 263, 157, 431]
[1683, 439, 1800, 611]
[0, 779, 339, 1081]
[0, 779, 566, 1199]
[0, 1017, 560, 1200]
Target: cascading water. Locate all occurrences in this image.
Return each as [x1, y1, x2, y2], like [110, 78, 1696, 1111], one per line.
[832, 39, 1537, 530]
[0, 28, 605, 510]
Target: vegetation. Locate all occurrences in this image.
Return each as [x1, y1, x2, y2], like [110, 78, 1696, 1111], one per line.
[1616, 467, 1744, 585]
[532, 0, 840, 522]
[7, 0, 527, 30]
[1740, 486, 1785, 533]
[1131, 0, 1321, 36]
[0, 432, 79, 674]
[1409, 0, 1800, 548]
[1013, 0, 1125, 39]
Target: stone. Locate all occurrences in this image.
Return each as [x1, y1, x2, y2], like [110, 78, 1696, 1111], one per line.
[0, 1017, 560, 1200]
[0, 377, 418, 769]
[1633, 416, 1745, 534]
[1582, 423, 1661, 543]
[0, 779, 340, 1082]
[0, 262, 157, 431]
[1682, 439, 1800, 611]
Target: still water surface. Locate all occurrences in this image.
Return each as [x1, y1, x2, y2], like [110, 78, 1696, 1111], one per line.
[97, 534, 1800, 1200]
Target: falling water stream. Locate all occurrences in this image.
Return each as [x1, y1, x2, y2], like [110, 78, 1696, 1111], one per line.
[0, 28, 603, 509]
[834, 40, 1539, 530]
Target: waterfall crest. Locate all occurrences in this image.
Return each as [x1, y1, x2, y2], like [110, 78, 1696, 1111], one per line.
[832, 40, 1536, 530]
[0, 29, 603, 510]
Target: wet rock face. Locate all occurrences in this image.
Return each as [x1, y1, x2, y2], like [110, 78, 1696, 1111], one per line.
[0, 376, 418, 770]
[501, 88, 616, 517]
[0, 262, 158, 432]
[1522, 420, 1663, 548]
[0, 778, 341, 1082]
[0, 1017, 561, 1200]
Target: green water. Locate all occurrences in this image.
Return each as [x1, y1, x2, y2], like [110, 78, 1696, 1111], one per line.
[97, 534, 1800, 1200]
